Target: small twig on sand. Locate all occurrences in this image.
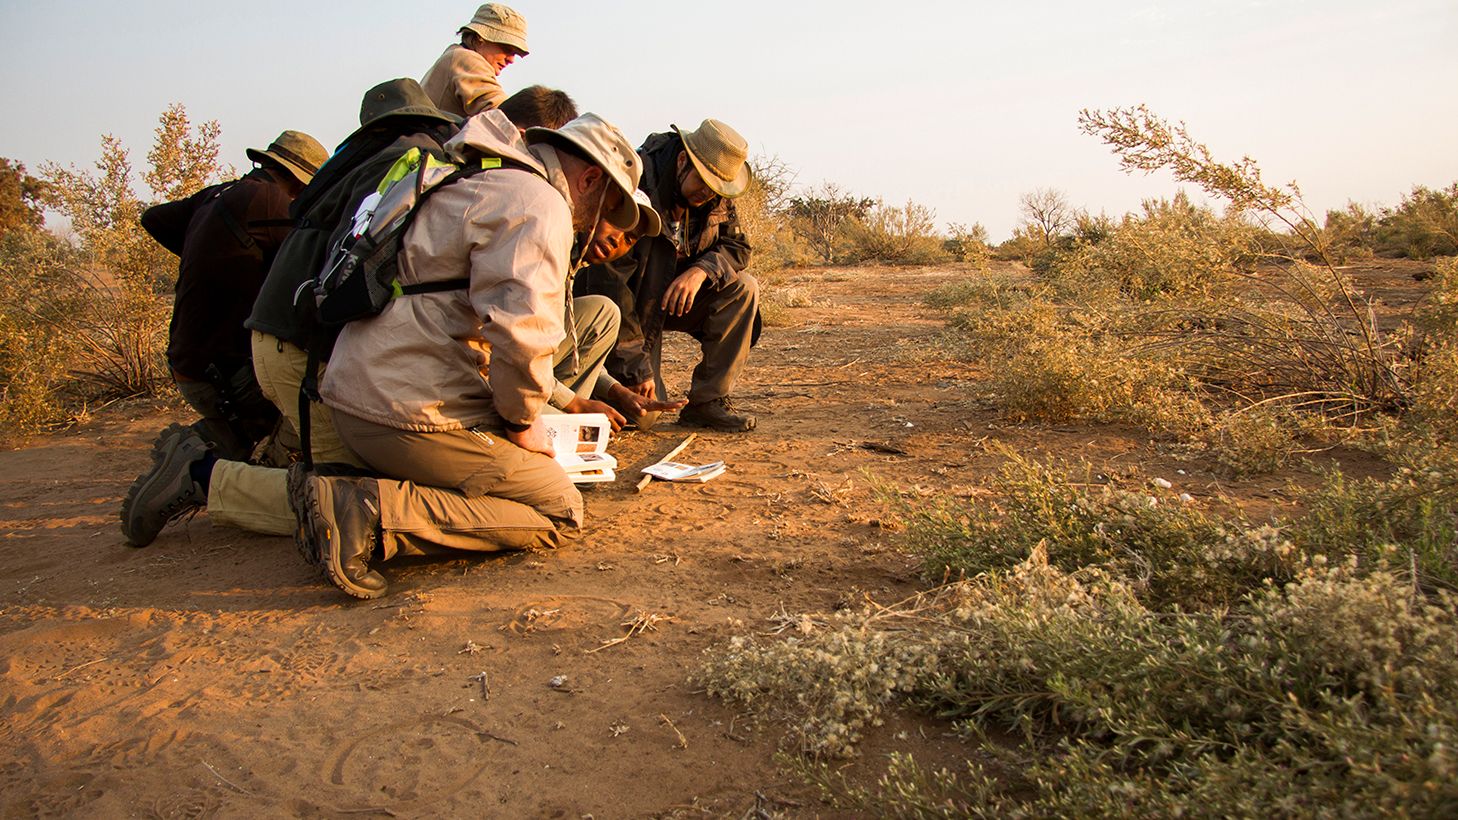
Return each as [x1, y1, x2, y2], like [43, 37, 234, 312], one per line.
[202, 761, 252, 795]
[659, 713, 688, 749]
[54, 657, 108, 681]
[470, 671, 490, 702]
[586, 612, 670, 653]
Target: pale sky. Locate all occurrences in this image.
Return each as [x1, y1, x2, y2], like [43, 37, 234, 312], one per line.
[2, 0, 1455, 240]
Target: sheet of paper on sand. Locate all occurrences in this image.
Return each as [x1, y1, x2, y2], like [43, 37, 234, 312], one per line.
[641, 460, 726, 483]
[540, 413, 616, 483]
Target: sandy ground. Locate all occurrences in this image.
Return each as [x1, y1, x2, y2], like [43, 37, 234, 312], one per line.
[0, 260, 1427, 817]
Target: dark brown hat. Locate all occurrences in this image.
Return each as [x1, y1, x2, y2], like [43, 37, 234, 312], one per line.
[359, 78, 461, 128]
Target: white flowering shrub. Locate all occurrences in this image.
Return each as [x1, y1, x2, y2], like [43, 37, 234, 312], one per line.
[702, 552, 1458, 815]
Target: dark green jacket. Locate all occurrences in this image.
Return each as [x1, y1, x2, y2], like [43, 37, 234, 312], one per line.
[245, 118, 458, 358]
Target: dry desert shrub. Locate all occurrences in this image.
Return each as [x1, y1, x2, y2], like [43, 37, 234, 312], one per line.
[702, 552, 1458, 816]
[736, 154, 813, 273]
[0, 230, 86, 433]
[845, 198, 950, 266]
[901, 447, 1299, 610]
[1047, 192, 1256, 299]
[703, 449, 1458, 815]
[0, 105, 225, 436]
[1076, 106, 1407, 421]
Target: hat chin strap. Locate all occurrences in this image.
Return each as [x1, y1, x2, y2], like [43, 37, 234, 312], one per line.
[564, 180, 609, 375]
[569, 180, 609, 274]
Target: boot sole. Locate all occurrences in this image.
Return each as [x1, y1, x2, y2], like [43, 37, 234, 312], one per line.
[286, 464, 318, 567]
[299, 474, 386, 600]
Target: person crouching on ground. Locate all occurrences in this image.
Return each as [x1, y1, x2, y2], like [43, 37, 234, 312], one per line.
[295, 111, 642, 598]
[575, 118, 760, 432]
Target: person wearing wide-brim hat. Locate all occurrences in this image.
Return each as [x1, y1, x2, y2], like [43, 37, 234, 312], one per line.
[575, 117, 761, 433]
[421, 3, 529, 119]
[123, 79, 468, 551]
[122, 126, 330, 546]
[294, 109, 650, 598]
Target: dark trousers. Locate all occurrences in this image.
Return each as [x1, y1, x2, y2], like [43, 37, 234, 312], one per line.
[174, 363, 284, 462]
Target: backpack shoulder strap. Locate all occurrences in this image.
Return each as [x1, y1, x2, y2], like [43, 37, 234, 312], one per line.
[389, 155, 548, 298]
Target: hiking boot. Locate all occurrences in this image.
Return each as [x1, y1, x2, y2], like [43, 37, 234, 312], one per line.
[289, 465, 387, 599]
[679, 398, 756, 432]
[120, 426, 209, 547]
[285, 463, 316, 566]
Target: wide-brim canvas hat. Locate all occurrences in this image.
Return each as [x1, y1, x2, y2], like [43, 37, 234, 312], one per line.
[631, 189, 662, 238]
[524, 113, 641, 230]
[672, 118, 751, 199]
[460, 3, 529, 54]
[246, 130, 328, 187]
[359, 78, 461, 128]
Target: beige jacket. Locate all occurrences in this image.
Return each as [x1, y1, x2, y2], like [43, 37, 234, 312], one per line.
[321, 111, 576, 432]
[421, 45, 506, 118]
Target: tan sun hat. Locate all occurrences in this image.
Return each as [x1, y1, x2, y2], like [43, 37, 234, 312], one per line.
[459, 3, 529, 55]
[524, 113, 641, 230]
[246, 130, 329, 187]
[672, 118, 751, 199]
[631, 189, 662, 237]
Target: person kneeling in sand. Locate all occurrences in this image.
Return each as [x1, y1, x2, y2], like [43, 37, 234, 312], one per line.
[295, 111, 644, 598]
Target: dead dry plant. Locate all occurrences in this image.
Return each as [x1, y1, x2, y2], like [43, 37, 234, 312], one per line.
[1078, 106, 1408, 421]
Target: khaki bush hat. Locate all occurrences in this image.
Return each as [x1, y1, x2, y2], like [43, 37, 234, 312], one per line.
[359, 78, 460, 128]
[460, 3, 529, 55]
[672, 118, 751, 199]
[246, 130, 329, 186]
[524, 113, 641, 230]
[631, 189, 662, 238]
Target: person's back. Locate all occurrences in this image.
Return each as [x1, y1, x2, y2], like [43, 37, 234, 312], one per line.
[320, 110, 567, 432]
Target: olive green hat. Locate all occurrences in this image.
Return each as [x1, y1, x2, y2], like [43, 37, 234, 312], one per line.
[358, 78, 461, 128]
[246, 130, 329, 187]
[460, 3, 529, 55]
[672, 118, 752, 199]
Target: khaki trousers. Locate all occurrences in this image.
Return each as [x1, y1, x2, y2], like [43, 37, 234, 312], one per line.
[334, 412, 583, 559]
[549, 296, 620, 407]
[659, 273, 758, 404]
[206, 332, 365, 535]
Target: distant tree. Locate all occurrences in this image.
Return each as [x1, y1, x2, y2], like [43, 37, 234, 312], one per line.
[945, 221, 991, 265]
[41, 103, 226, 291]
[145, 103, 228, 202]
[1322, 202, 1378, 262]
[787, 182, 874, 264]
[1019, 187, 1074, 248]
[0, 158, 47, 236]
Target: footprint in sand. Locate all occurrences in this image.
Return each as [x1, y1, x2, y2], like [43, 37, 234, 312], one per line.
[503, 596, 632, 636]
[325, 714, 506, 806]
